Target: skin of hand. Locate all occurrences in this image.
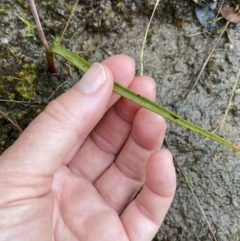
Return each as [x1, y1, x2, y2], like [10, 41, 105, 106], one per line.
[0, 55, 176, 241]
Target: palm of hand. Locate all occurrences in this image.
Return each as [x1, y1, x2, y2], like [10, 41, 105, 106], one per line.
[0, 55, 175, 241]
[52, 165, 128, 240]
[51, 99, 173, 240]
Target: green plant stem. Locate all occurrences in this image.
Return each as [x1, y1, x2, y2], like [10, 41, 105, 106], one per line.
[28, 0, 57, 73]
[45, 51, 57, 73]
[48, 45, 240, 151]
[28, 0, 48, 50]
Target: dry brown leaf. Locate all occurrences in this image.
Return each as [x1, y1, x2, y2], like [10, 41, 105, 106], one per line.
[218, 3, 240, 23]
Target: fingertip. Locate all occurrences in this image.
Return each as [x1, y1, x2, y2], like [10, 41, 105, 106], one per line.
[102, 54, 135, 86]
[102, 54, 135, 68]
[128, 75, 156, 99]
[133, 75, 156, 89]
[120, 148, 176, 240]
[135, 108, 166, 131]
[146, 149, 176, 197]
[132, 109, 167, 150]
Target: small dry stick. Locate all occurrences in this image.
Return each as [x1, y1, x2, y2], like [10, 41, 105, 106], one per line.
[0, 110, 23, 133]
[219, 68, 240, 130]
[0, 99, 29, 104]
[59, 0, 79, 44]
[186, 21, 230, 98]
[47, 80, 69, 101]
[139, 0, 161, 76]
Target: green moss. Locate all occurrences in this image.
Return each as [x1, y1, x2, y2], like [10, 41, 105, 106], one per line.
[0, 62, 37, 101]
[185, 176, 194, 185]
[105, 8, 112, 15]
[65, 4, 73, 14]
[16, 0, 28, 8]
[14, 63, 37, 100]
[117, 2, 124, 8]
[35, 108, 43, 114]
[42, 1, 53, 8]
[16, 112, 24, 120]
[8, 93, 15, 100]
[0, 8, 6, 14]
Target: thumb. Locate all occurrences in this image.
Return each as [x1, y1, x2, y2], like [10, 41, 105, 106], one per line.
[0, 63, 113, 179]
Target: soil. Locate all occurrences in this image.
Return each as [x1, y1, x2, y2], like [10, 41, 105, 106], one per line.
[1, 0, 240, 240]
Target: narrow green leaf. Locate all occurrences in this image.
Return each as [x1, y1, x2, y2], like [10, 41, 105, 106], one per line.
[49, 45, 240, 151]
[18, 16, 30, 26]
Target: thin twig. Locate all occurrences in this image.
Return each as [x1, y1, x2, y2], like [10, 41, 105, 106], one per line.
[164, 138, 217, 241]
[100, 47, 112, 57]
[59, 0, 79, 44]
[186, 21, 230, 98]
[0, 99, 29, 104]
[226, 30, 234, 45]
[0, 99, 44, 107]
[139, 0, 160, 76]
[47, 80, 69, 101]
[0, 110, 23, 133]
[219, 68, 240, 130]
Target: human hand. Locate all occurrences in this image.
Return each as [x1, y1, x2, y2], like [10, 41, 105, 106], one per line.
[0, 55, 176, 241]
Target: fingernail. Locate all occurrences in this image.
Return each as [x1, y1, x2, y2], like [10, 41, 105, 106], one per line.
[74, 63, 106, 93]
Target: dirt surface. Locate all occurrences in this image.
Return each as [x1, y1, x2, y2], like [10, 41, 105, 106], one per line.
[1, 0, 240, 240]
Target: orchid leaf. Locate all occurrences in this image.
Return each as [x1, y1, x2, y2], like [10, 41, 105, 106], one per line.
[48, 45, 240, 151]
